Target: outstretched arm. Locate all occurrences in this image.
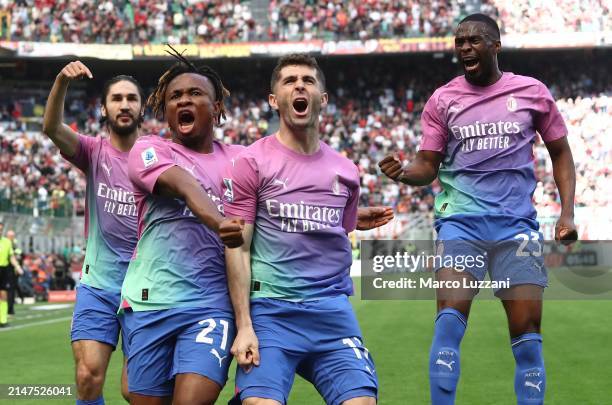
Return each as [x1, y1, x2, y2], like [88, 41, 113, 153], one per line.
[225, 224, 260, 372]
[42, 61, 93, 157]
[378, 150, 444, 186]
[155, 166, 244, 248]
[545, 137, 577, 242]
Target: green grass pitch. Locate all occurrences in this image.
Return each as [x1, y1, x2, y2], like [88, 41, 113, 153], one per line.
[1, 283, 610, 404]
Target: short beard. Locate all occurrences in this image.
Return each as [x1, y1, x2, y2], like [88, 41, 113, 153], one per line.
[107, 117, 138, 137]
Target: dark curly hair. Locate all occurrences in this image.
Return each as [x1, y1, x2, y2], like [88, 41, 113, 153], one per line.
[270, 53, 326, 92]
[147, 45, 229, 124]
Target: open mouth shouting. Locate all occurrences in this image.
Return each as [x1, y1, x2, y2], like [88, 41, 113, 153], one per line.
[462, 56, 480, 74]
[177, 109, 196, 135]
[292, 97, 309, 118]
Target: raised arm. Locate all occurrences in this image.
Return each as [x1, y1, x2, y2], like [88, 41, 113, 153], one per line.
[155, 166, 244, 248]
[378, 150, 444, 186]
[42, 61, 93, 157]
[545, 136, 577, 242]
[225, 224, 259, 371]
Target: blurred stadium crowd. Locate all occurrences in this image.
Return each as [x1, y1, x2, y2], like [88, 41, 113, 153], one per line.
[2, 0, 609, 44]
[0, 57, 609, 219]
[269, 0, 611, 41]
[3, 0, 262, 44]
[0, 226, 82, 306]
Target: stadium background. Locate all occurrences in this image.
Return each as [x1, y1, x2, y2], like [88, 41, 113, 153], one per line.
[0, 0, 610, 403]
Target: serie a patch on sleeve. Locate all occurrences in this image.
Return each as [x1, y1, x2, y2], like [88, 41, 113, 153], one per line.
[141, 147, 158, 168]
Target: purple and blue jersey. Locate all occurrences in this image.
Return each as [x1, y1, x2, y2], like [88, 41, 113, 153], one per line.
[420, 72, 568, 221]
[63, 134, 138, 293]
[223, 134, 360, 300]
[122, 135, 243, 312]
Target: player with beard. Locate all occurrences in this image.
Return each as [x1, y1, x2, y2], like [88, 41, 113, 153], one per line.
[378, 14, 576, 405]
[121, 51, 244, 405]
[224, 54, 378, 405]
[43, 61, 145, 405]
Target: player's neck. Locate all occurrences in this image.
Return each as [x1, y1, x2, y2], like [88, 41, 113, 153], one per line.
[277, 123, 320, 155]
[109, 130, 138, 152]
[173, 133, 214, 154]
[466, 67, 503, 87]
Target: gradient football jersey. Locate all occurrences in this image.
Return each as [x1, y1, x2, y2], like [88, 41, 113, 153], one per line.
[223, 135, 360, 300]
[420, 72, 567, 219]
[63, 134, 138, 293]
[122, 135, 243, 311]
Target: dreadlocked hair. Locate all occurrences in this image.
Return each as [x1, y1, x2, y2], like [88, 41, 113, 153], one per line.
[147, 44, 230, 124]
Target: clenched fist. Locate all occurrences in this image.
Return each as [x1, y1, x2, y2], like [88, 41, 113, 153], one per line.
[219, 217, 244, 248]
[378, 154, 405, 181]
[231, 326, 260, 372]
[555, 215, 578, 246]
[58, 61, 93, 83]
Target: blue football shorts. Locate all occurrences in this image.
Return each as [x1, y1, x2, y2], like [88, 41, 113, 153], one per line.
[124, 306, 235, 397]
[235, 295, 378, 405]
[434, 214, 547, 292]
[71, 283, 129, 354]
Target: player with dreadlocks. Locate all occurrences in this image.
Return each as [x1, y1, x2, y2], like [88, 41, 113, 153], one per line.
[121, 46, 244, 405]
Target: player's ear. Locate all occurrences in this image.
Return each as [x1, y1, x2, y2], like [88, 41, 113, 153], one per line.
[101, 104, 107, 118]
[320, 92, 328, 108]
[493, 38, 501, 54]
[268, 93, 279, 111]
[213, 101, 221, 125]
[139, 105, 145, 125]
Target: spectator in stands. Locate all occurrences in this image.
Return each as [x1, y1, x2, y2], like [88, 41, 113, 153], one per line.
[7, 0, 263, 44]
[489, 0, 611, 35]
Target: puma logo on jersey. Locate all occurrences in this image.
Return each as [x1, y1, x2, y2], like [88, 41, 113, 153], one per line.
[525, 380, 543, 392]
[183, 164, 196, 177]
[102, 163, 112, 177]
[210, 348, 227, 368]
[273, 178, 289, 189]
[436, 358, 455, 371]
